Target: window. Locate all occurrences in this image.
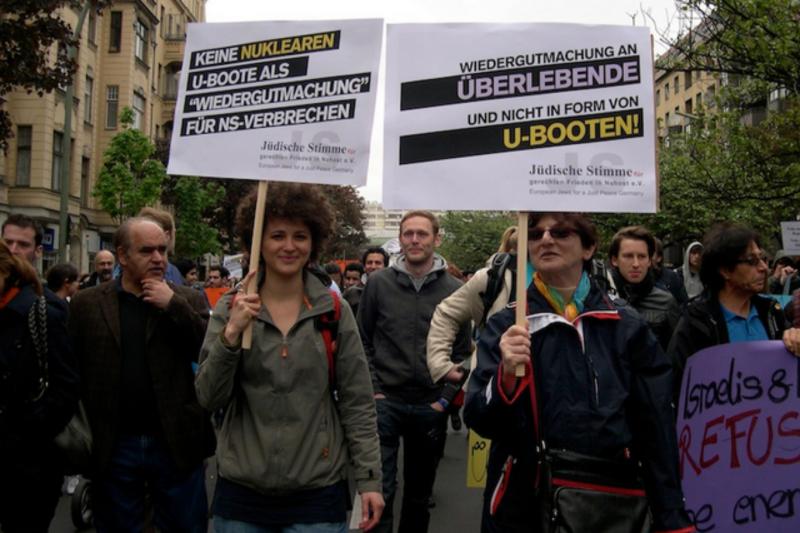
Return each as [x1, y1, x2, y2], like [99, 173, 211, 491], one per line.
[87, 10, 97, 44]
[673, 76, 679, 95]
[52, 131, 63, 191]
[665, 82, 669, 97]
[84, 75, 94, 123]
[109, 11, 122, 52]
[106, 85, 118, 128]
[685, 71, 693, 90]
[132, 92, 145, 130]
[655, 89, 660, 105]
[81, 157, 91, 207]
[685, 98, 693, 115]
[15, 126, 32, 186]
[134, 19, 148, 63]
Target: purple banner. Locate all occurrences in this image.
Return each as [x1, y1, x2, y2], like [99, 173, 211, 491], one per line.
[677, 341, 800, 532]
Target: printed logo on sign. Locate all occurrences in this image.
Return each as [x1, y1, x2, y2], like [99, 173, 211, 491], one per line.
[259, 139, 356, 156]
[257, 132, 357, 173]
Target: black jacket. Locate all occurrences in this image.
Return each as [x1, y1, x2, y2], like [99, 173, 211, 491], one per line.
[654, 266, 688, 306]
[667, 292, 786, 401]
[69, 280, 214, 474]
[464, 282, 691, 532]
[608, 270, 681, 350]
[0, 284, 79, 468]
[78, 271, 103, 291]
[357, 258, 471, 404]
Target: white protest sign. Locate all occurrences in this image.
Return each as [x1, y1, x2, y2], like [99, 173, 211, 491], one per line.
[167, 19, 383, 185]
[780, 221, 800, 256]
[383, 23, 656, 211]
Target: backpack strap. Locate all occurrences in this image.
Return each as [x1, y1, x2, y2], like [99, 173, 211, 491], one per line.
[316, 290, 341, 399]
[480, 253, 516, 328]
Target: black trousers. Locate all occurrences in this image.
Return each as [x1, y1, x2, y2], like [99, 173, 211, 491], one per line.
[373, 397, 447, 533]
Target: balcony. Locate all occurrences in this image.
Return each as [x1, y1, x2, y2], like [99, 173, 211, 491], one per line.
[161, 100, 176, 124]
[163, 38, 185, 65]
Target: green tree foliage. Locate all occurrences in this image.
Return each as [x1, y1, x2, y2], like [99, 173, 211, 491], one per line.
[182, 180, 367, 258]
[93, 107, 165, 223]
[607, 0, 800, 257]
[319, 185, 367, 260]
[594, 96, 800, 254]
[0, 1, 110, 152]
[169, 176, 225, 259]
[661, 0, 800, 91]
[439, 211, 515, 272]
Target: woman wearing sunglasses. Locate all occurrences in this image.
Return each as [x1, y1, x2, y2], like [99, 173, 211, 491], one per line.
[668, 222, 800, 400]
[464, 213, 693, 533]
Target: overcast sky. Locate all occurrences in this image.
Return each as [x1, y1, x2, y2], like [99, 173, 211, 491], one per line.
[204, 0, 680, 203]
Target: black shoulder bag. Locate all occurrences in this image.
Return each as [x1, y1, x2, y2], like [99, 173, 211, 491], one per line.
[27, 295, 93, 471]
[526, 359, 651, 533]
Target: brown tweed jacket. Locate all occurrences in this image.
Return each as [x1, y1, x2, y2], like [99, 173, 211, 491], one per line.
[68, 280, 215, 474]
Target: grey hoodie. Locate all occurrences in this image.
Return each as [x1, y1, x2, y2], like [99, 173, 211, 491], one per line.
[680, 241, 704, 300]
[357, 253, 472, 403]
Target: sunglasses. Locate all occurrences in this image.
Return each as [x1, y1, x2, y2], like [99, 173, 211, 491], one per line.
[736, 254, 768, 267]
[529, 226, 577, 241]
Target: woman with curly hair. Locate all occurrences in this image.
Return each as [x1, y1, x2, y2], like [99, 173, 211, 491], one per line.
[0, 241, 79, 532]
[196, 182, 384, 532]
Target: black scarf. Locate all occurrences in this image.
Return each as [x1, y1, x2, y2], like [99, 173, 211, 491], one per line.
[611, 268, 655, 305]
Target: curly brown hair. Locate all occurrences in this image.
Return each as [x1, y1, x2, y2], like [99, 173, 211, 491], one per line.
[235, 182, 335, 263]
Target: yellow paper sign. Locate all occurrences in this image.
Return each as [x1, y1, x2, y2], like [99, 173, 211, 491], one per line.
[467, 430, 490, 488]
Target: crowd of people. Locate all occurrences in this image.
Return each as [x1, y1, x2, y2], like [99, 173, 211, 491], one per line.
[2, 189, 800, 533]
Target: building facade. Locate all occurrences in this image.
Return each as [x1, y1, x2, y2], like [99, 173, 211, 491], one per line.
[0, 0, 204, 274]
[654, 53, 720, 140]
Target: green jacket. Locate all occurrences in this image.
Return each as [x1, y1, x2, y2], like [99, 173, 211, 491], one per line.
[195, 274, 381, 494]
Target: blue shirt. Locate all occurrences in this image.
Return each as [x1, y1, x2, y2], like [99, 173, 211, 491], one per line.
[721, 302, 769, 343]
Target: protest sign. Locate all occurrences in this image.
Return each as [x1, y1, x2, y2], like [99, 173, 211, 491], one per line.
[780, 221, 800, 256]
[167, 19, 382, 185]
[383, 23, 656, 212]
[677, 341, 800, 532]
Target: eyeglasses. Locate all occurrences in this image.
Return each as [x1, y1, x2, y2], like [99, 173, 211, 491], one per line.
[736, 254, 768, 267]
[529, 226, 577, 241]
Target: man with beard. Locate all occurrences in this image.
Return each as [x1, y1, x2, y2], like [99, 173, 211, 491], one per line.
[607, 226, 680, 349]
[79, 250, 115, 289]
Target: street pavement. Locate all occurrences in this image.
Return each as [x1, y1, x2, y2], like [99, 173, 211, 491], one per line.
[46, 422, 484, 533]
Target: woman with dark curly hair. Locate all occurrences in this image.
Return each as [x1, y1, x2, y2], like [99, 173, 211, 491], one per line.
[196, 182, 384, 533]
[0, 241, 79, 532]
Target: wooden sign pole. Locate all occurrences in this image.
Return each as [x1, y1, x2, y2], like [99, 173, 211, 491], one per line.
[514, 212, 529, 377]
[242, 181, 269, 350]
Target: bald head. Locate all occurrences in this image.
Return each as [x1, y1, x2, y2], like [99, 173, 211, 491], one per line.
[117, 219, 169, 287]
[94, 250, 115, 282]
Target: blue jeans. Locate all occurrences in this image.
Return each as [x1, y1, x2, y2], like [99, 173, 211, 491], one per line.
[93, 434, 208, 533]
[374, 397, 448, 533]
[214, 516, 347, 533]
